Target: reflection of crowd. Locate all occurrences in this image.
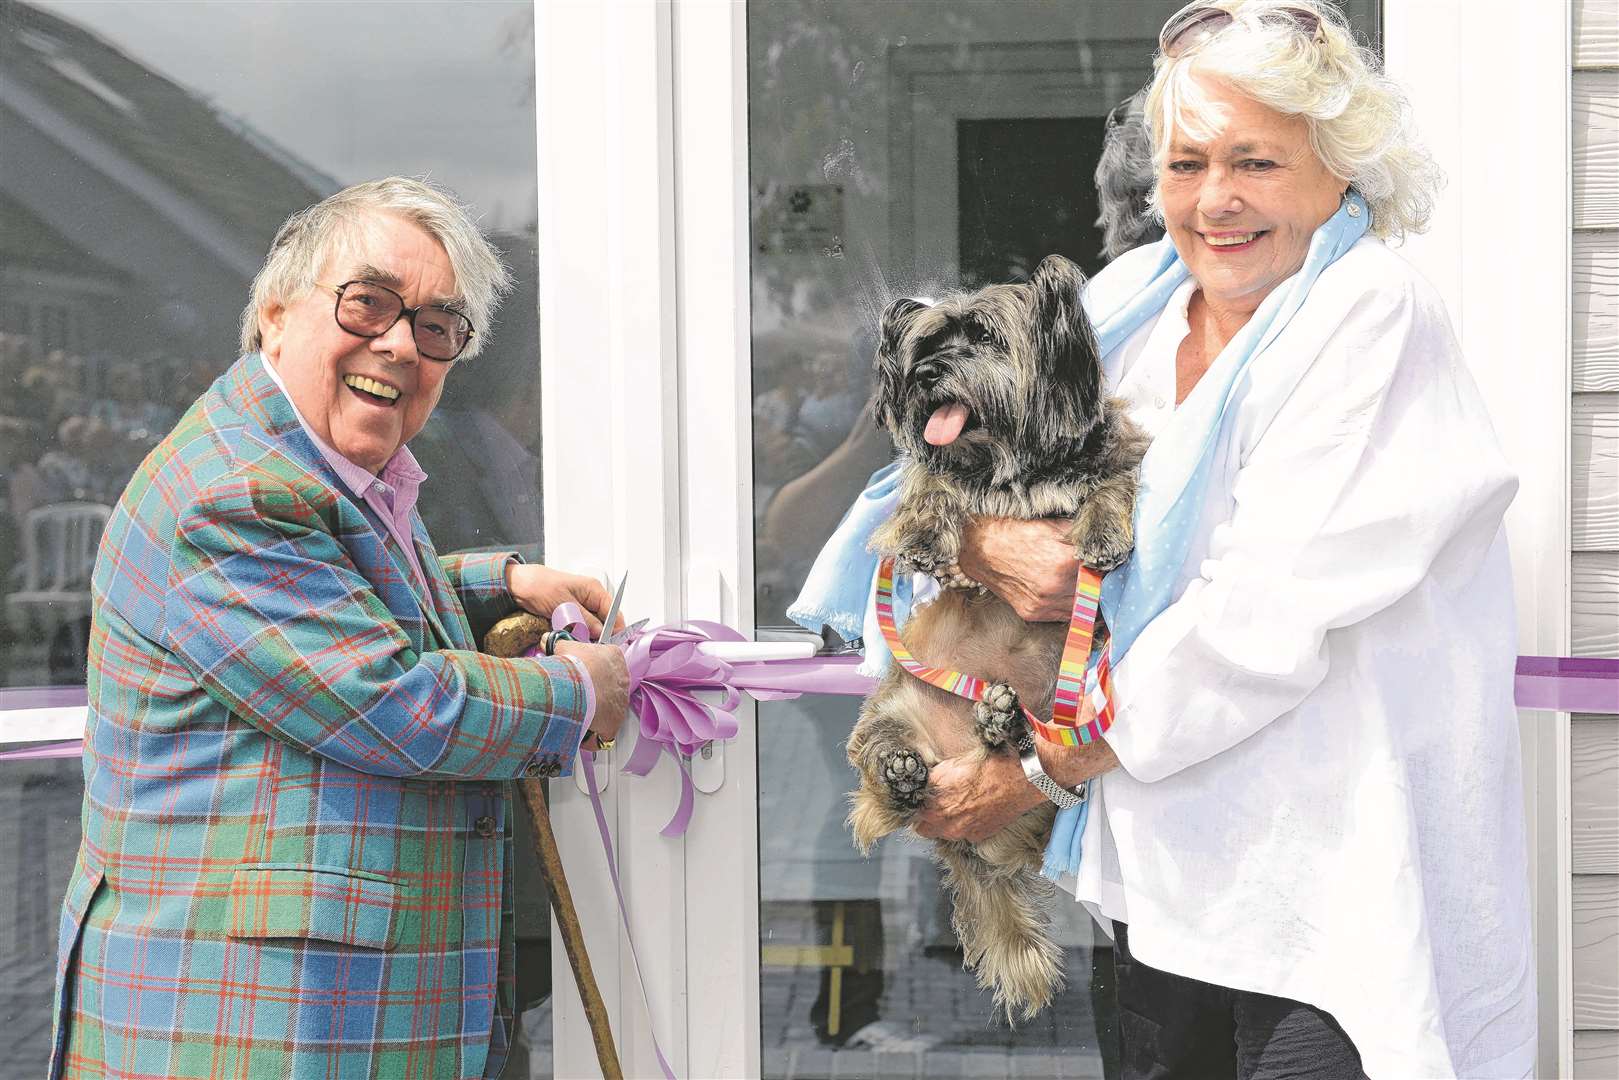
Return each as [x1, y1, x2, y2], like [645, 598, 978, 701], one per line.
[1, 333, 205, 666]
[751, 323, 868, 496]
[750, 320, 877, 626]
[1, 344, 184, 523]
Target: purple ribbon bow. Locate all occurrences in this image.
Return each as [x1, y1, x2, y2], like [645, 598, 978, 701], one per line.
[538, 603, 871, 836]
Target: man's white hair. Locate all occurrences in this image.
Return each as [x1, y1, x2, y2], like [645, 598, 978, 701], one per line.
[239, 177, 513, 359]
[1145, 0, 1442, 241]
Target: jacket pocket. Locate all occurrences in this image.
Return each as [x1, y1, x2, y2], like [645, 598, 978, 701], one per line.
[226, 864, 400, 951]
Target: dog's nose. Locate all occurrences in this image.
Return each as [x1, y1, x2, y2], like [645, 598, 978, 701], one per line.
[912, 361, 945, 390]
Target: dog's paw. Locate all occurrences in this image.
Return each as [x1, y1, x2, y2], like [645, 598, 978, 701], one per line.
[974, 683, 1022, 749]
[1066, 518, 1133, 572]
[878, 746, 930, 809]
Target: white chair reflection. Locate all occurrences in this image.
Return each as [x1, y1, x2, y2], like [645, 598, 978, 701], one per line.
[5, 501, 112, 649]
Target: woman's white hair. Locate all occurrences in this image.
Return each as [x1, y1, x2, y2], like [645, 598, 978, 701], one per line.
[239, 176, 513, 359]
[1145, 0, 1442, 241]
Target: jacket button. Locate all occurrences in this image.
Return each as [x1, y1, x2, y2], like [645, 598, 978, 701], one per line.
[474, 814, 497, 838]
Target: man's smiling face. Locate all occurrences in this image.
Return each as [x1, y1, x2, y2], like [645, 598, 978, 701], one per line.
[258, 212, 458, 473]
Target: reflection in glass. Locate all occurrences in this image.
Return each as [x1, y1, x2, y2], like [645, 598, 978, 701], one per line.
[1, 1, 545, 690]
[748, 3, 1378, 1076]
[1, 3, 550, 1076]
[0, 758, 84, 1077]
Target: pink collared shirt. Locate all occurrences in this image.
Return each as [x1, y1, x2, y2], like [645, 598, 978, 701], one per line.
[260, 354, 431, 596]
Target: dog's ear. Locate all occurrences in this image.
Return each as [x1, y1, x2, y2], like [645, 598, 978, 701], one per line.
[878, 298, 928, 358]
[873, 297, 928, 431]
[1029, 254, 1101, 423]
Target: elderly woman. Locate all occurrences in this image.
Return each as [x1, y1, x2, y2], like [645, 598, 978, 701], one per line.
[791, 2, 1535, 1076]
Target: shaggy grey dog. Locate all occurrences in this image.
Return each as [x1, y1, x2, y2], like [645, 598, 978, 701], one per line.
[846, 254, 1149, 1020]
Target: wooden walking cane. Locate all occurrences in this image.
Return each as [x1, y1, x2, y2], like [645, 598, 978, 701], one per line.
[486, 613, 623, 1080]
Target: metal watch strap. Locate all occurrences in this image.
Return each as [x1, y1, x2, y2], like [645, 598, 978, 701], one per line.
[1018, 734, 1086, 810]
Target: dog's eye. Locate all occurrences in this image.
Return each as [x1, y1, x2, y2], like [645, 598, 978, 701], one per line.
[963, 319, 996, 346]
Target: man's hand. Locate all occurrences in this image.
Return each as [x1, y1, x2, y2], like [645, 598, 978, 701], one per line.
[552, 640, 629, 750]
[505, 563, 627, 640]
[958, 517, 1080, 622]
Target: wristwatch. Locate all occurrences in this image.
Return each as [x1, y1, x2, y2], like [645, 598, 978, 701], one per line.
[1017, 732, 1088, 810]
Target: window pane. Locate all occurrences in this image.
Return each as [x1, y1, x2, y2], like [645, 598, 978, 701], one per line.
[0, 2, 549, 1075]
[748, 3, 1379, 1076]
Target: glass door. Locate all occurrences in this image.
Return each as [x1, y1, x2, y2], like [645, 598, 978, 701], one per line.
[742, 3, 1380, 1077]
[0, 3, 548, 1074]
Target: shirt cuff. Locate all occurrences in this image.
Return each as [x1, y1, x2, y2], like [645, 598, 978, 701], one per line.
[563, 653, 597, 741]
[511, 650, 595, 777]
[519, 653, 596, 781]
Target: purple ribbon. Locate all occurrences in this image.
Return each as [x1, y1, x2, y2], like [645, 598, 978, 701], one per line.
[3, 655, 1615, 769]
[536, 603, 874, 837]
[0, 740, 83, 760]
[0, 686, 88, 710]
[1515, 655, 1619, 713]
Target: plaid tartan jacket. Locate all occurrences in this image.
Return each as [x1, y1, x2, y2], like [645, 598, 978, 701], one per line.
[52, 355, 590, 1079]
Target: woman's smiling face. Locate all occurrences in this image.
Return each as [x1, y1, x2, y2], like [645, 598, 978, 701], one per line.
[1159, 75, 1346, 314]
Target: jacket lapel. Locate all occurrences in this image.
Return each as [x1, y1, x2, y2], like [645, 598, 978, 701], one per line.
[223, 355, 446, 655]
[410, 520, 474, 651]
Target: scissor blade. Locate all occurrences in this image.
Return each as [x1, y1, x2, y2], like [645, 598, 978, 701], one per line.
[606, 617, 649, 646]
[598, 572, 627, 644]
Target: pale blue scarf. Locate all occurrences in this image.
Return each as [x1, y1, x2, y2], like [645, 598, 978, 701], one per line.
[790, 191, 1371, 879]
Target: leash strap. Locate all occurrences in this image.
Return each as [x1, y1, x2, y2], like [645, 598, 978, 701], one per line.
[874, 555, 1113, 745]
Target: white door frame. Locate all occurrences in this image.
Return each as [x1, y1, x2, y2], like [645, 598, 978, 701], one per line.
[1384, 4, 1573, 1076]
[537, 2, 1577, 1075]
[536, 2, 688, 1077]
[536, 1, 757, 1075]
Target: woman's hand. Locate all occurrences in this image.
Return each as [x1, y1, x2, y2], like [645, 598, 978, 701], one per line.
[912, 754, 1045, 843]
[913, 713, 1121, 843]
[958, 517, 1079, 622]
[552, 639, 629, 750]
[506, 563, 627, 640]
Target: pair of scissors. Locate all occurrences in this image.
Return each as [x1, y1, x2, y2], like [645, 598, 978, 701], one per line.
[597, 571, 648, 646]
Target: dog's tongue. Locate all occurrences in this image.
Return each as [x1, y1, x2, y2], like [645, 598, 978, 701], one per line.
[924, 403, 970, 446]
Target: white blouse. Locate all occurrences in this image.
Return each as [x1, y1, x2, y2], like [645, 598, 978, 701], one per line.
[1068, 240, 1537, 1079]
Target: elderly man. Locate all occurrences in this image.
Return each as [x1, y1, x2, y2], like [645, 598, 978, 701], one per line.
[50, 177, 628, 1079]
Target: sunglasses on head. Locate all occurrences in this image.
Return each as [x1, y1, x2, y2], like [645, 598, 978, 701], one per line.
[1158, 2, 1324, 58]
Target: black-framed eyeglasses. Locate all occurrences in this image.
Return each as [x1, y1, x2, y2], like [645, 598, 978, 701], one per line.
[1159, 2, 1323, 58]
[323, 280, 475, 362]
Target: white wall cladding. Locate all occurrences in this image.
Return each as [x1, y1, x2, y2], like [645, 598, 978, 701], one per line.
[1575, 1030, 1619, 1077]
[1574, 232, 1617, 392]
[1572, 396, 1617, 550]
[1574, 874, 1619, 1029]
[1575, 0, 1618, 68]
[1573, 2, 1618, 1069]
[1572, 718, 1619, 875]
[1574, 72, 1618, 229]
